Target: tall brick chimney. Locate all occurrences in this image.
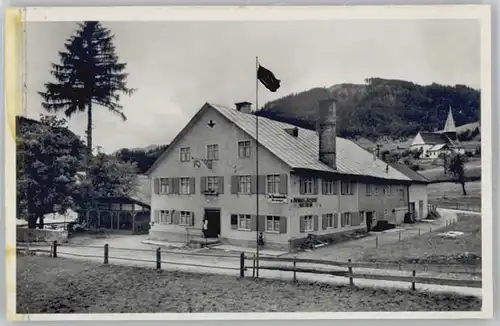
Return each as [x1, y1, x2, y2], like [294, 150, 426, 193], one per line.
[318, 98, 337, 170]
[235, 102, 252, 114]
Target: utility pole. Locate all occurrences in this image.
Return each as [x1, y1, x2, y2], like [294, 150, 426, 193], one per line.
[376, 144, 382, 158]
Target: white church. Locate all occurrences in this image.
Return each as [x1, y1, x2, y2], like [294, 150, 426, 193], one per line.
[410, 107, 466, 159]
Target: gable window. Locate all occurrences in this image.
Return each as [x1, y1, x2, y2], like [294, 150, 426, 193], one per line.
[266, 216, 280, 232]
[341, 181, 353, 195]
[322, 180, 337, 195]
[180, 147, 191, 162]
[160, 178, 170, 194]
[180, 211, 192, 225]
[206, 176, 219, 192]
[207, 144, 219, 160]
[366, 184, 373, 196]
[180, 177, 191, 194]
[303, 215, 314, 232]
[266, 175, 280, 194]
[238, 214, 251, 230]
[238, 176, 251, 194]
[301, 177, 314, 195]
[238, 141, 251, 158]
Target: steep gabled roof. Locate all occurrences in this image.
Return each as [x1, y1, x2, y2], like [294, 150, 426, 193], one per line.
[389, 163, 429, 184]
[418, 132, 452, 145]
[147, 103, 411, 182]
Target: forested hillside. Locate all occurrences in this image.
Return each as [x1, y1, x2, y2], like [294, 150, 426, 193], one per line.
[257, 78, 480, 140]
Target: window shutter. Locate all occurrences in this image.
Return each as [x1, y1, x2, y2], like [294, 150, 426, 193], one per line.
[299, 177, 305, 195]
[334, 213, 339, 228]
[154, 179, 160, 194]
[251, 214, 257, 231]
[313, 215, 319, 231]
[257, 175, 266, 194]
[190, 212, 195, 226]
[218, 176, 224, 194]
[167, 178, 173, 194]
[299, 216, 305, 233]
[200, 177, 207, 193]
[350, 212, 356, 226]
[322, 214, 327, 230]
[230, 214, 238, 229]
[350, 182, 355, 195]
[172, 178, 179, 194]
[321, 180, 326, 195]
[230, 176, 238, 194]
[154, 210, 159, 223]
[313, 178, 319, 195]
[258, 215, 266, 232]
[340, 213, 345, 227]
[190, 177, 196, 194]
[278, 174, 288, 195]
[173, 210, 180, 224]
[279, 216, 287, 234]
[250, 175, 258, 194]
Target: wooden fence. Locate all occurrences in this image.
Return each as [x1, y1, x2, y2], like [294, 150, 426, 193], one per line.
[18, 241, 481, 292]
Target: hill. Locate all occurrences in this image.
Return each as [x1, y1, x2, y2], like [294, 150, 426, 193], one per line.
[257, 78, 480, 141]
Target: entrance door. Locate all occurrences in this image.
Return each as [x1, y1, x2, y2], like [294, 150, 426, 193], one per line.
[366, 212, 373, 232]
[205, 209, 221, 238]
[410, 202, 416, 221]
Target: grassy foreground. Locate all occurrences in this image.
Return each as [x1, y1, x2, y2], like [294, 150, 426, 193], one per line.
[362, 214, 481, 266]
[17, 255, 481, 313]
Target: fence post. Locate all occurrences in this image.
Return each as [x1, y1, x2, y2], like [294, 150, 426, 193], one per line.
[104, 243, 109, 264]
[52, 240, 58, 258]
[429, 227, 432, 233]
[398, 231, 401, 242]
[348, 259, 354, 286]
[240, 252, 245, 278]
[156, 247, 161, 270]
[375, 236, 378, 248]
[411, 269, 416, 291]
[252, 254, 256, 278]
[293, 256, 297, 282]
[418, 228, 421, 236]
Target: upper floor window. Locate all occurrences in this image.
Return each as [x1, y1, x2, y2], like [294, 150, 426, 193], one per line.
[238, 176, 252, 194]
[238, 141, 251, 158]
[366, 184, 373, 196]
[266, 175, 280, 194]
[206, 176, 219, 192]
[301, 177, 315, 195]
[207, 144, 219, 160]
[322, 180, 338, 195]
[341, 181, 354, 195]
[159, 178, 169, 194]
[180, 177, 191, 194]
[180, 147, 191, 162]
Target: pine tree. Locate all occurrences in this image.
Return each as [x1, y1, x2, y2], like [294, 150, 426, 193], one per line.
[38, 21, 135, 167]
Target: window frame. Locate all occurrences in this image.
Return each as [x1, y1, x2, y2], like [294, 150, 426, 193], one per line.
[265, 215, 280, 233]
[323, 180, 337, 195]
[266, 174, 281, 194]
[302, 177, 314, 195]
[180, 177, 191, 195]
[366, 184, 373, 196]
[304, 215, 314, 232]
[206, 176, 219, 192]
[238, 175, 252, 194]
[180, 147, 191, 162]
[238, 140, 251, 158]
[159, 210, 172, 224]
[206, 144, 219, 160]
[179, 211, 192, 226]
[238, 214, 252, 231]
[159, 178, 169, 194]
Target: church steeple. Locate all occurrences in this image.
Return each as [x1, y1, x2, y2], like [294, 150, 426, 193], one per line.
[443, 106, 456, 133]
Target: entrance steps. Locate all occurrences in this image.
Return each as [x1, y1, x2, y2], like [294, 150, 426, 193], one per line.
[188, 237, 220, 248]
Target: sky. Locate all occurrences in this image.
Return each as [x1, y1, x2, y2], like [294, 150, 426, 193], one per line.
[26, 19, 481, 153]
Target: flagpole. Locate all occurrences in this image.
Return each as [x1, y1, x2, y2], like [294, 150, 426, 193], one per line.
[255, 55, 260, 278]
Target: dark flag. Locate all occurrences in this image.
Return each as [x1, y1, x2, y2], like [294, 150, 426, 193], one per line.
[257, 64, 281, 92]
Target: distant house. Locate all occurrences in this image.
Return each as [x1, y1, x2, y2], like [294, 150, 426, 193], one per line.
[390, 163, 430, 220]
[410, 107, 465, 158]
[145, 100, 425, 251]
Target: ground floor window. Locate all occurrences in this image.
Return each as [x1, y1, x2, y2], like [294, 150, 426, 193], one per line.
[238, 214, 251, 230]
[266, 216, 280, 232]
[324, 213, 336, 228]
[341, 212, 351, 227]
[304, 215, 314, 232]
[180, 211, 192, 225]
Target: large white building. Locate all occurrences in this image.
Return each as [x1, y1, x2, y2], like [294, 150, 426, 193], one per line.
[146, 100, 427, 251]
